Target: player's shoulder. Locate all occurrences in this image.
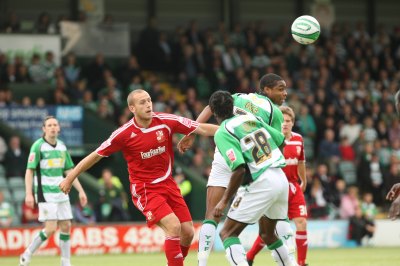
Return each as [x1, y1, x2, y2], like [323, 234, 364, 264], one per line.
[153, 112, 179, 121]
[290, 131, 304, 141]
[31, 138, 45, 149]
[110, 119, 136, 139]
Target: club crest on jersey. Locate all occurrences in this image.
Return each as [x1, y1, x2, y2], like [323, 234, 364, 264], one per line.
[226, 149, 236, 162]
[156, 130, 165, 142]
[146, 211, 154, 221]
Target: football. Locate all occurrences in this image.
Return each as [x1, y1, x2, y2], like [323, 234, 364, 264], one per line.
[291, 15, 320, 45]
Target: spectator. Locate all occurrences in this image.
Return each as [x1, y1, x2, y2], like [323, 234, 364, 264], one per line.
[3, 11, 21, 33]
[63, 52, 81, 86]
[95, 168, 129, 222]
[361, 192, 378, 221]
[4, 135, 27, 178]
[73, 203, 96, 224]
[173, 167, 192, 204]
[340, 186, 360, 219]
[349, 207, 375, 246]
[339, 137, 355, 161]
[34, 12, 55, 34]
[0, 190, 13, 227]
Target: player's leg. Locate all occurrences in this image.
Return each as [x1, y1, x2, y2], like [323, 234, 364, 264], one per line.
[20, 203, 58, 266]
[262, 168, 295, 266]
[180, 221, 194, 259]
[131, 180, 184, 266]
[198, 151, 231, 266]
[293, 217, 308, 266]
[157, 213, 184, 266]
[58, 201, 74, 266]
[198, 186, 226, 266]
[58, 220, 72, 266]
[219, 218, 249, 266]
[275, 220, 296, 264]
[246, 221, 266, 264]
[288, 183, 308, 266]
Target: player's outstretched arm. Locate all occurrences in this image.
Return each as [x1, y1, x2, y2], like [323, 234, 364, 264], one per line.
[177, 105, 214, 153]
[60, 151, 102, 194]
[194, 123, 219, 136]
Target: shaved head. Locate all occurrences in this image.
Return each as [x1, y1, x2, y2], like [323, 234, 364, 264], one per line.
[127, 89, 148, 106]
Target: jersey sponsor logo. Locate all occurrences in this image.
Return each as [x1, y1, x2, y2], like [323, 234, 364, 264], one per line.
[178, 117, 192, 128]
[140, 146, 166, 159]
[226, 149, 236, 162]
[156, 130, 165, 142]
[28, 153, 35, 163]
[286, 158, 299, 165]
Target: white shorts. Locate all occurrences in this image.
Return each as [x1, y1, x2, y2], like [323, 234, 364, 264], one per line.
[227, 167, 289, 224]
[207, 150, 231, 188]
[38, 201, 73, 222]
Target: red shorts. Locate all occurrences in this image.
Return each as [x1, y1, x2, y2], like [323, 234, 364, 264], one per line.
[288, 182, 308, 219]
[130, 177, 192, 227]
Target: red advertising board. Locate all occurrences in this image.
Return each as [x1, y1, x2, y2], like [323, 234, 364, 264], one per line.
[0, 223, 202, 256]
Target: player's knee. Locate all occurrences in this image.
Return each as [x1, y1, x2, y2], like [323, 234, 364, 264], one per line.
[181, 224, 194, 241]
[295, 218, 307, 230]
[58, 220, 72, 233]
[167, 221, 182, 236]
[45, 223, 58, 236]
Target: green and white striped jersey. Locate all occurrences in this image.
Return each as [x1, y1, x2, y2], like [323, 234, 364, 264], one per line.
[232, 93, 283, 131]
[27, 138, 74, 203]
[214, 114, 286, 181]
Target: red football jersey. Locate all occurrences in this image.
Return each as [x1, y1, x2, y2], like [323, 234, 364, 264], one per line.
[282, 132, 305, 183]
[96, 113, 199, 184]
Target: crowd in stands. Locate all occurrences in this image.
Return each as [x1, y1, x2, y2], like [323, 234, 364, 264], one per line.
[1, 10, 400, 225]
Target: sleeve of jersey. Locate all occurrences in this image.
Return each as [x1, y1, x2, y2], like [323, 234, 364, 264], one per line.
[64, 152, 75, 170]
[265, 123, 285, 147]
[164, 114, 199, 135]
[214, 130, 245, 171]
[26, 142, 40, 169]
[299, 137, 306, 161]
[95, 130, 124, 157]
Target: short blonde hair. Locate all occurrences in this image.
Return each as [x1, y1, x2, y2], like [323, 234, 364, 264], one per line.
[280, 106, 295, 122]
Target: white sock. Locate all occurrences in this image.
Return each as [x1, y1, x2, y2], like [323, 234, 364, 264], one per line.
[268, 239, 294, 266]
[198, 220, 217, 266]
[223, 237, 248, 266]
[60, 232, 71, 265]
[25, 230, 47, 256]
[276, 220, 296, 264]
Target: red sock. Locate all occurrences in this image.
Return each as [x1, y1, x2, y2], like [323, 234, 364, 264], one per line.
[180, 244, 189, 259]
[165, 237, 183, 266]
[246, 235, 265, 261]
[296, 231, 308, 266]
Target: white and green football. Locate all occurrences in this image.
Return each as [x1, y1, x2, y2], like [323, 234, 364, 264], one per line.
[291, 15, 320, 45]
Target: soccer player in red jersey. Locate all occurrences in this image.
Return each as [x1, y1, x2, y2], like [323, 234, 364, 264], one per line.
[60, 89, 218, 266]
[247, 106, 308, 266]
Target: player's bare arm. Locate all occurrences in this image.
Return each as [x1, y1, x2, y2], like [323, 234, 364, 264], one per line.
[59, 152, 102, 194]
[24, 168, 35, 208]
[178, 105, 214, 153]
[298, 161, 306, 192]
[213, 166, 246, 218]
[193, 123, 219, 136]
[386, 183, 400, 201]
[66, 168, 88, 207]
[388, 196, 400, 220]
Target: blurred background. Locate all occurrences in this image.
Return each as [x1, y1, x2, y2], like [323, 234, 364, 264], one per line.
[1, 0, 400, 255]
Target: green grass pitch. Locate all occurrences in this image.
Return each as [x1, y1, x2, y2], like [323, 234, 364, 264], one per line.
[2, 247, 399, 266]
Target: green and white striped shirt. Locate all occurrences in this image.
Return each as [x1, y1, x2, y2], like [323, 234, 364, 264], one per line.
[214, 114, 286, 182]
[27, 138, 74, 203]
[232, 93, 283, 131]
